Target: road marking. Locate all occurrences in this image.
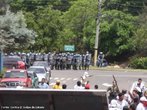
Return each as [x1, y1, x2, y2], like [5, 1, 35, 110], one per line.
[54, 77, 59, 80]
[50, 77, 81, 82]
[49, 83, 55, 86]
[67, 78, 71, 80]
[95, 74, 147, 78]
[102, 83, 112, 87]
[73, 78, 78, 81]
[60, 78, 65, 80]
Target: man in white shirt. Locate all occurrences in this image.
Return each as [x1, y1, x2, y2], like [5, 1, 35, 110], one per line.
[130, 78, 145, 95]
[74, 81, 84, 90]
[136, 96, 147, 110]
[117, 93, 129, 110]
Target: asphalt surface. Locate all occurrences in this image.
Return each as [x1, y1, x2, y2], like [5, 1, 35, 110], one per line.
[49, 69, 147, 91]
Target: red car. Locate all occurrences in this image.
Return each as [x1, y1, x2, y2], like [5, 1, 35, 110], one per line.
[0, 69, 32, 88]
[3, 56, 26, 70]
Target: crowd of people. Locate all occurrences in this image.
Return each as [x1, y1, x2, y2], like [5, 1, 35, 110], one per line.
[38, 78, 98, 90]
[38, 76, 147, 110]
[109, 78, 147, 110]
[38, 71, 98, 90]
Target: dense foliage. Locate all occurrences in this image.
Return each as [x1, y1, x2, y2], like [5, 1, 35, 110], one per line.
[129, 57, 147, 69]
[0, 0, 147, 66]
[0, 9, 36, 51]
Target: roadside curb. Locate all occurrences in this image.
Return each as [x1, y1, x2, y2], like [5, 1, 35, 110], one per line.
[89, 66, 147, 72]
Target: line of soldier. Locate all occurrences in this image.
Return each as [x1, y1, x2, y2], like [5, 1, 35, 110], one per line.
[6, 51, 92, 70]
[47, 52, 91, 70]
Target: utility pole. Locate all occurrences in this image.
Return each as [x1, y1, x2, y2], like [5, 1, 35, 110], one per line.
[94, 0, 102, 66]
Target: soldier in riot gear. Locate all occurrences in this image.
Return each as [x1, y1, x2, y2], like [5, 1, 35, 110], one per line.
[97, 52, 104, 67]
[66, 53, 72, 70]
[72, 54, 77, 70]
[85, 51, 91, 70]
[82, 54, 86, 70]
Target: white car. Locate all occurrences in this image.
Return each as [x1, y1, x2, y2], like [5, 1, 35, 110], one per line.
[27, 66, 51, 83]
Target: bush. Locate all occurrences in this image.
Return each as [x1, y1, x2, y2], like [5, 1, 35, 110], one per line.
[129, 57, 147, 69]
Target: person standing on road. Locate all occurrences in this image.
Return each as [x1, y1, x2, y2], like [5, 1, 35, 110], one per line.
[130, 78, 145, 97]
[85, 81, 90, 89]
[53, 80, 62, 89]
[62, 84, 67, 89]
[94, 85, 98, 89]
[38, 78, 49, 89]
[80, 71, 90, 86]
[74, 81, 84, 90]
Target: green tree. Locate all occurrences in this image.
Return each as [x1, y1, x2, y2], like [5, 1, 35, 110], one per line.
[103, 0, 147, 15]
[0, 9, 36, 51]
[131, 7, 147, 53]
[62, 0, 97, 53]
[100, 10, 137, 56]
[25, 6, 62, 52]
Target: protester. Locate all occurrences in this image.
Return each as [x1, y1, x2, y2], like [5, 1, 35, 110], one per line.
[116, 93, 129, 110]
[74, 81, 84, 90]
[38, 78, 49, 89]
[62, 84, 67, 89]
[109, 92, 118, 108]
[52, 80, 62, 89]
[129, 88, 140, 107]
[123, 106, 129, 110]
[122, 89, 131, 104]
[80, 71, 90, 86]
[130, 78, 145, 95]
[136, 96, 147, 110]
[85, 81, 90, 89]
[94, 85, 98, 89]
[129, 103, 136, 110]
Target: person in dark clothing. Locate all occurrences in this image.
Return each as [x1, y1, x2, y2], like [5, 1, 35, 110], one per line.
[94, 85, 98, 89]
[62, 84, 67, 89]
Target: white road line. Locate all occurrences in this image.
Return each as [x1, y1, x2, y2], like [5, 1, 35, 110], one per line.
[95, 74, 147, 78]
[102, 83, 112, 87]
[73, 78, 78, 81]
[60, 78, 65, 80]
[67, 78, 71, 80]
[49, 83, 55, 86]
[54, 77, 59, 80]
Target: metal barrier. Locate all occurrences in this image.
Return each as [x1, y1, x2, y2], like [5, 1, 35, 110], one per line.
[0, 88, 108, 110]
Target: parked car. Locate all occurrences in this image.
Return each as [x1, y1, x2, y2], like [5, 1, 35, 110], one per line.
[27, 66, 51, 84]
[3, 56, 26, 70]
[33, 61, 51, 73]
[28, 71, 39, 88]
[0, 69, 32, 88]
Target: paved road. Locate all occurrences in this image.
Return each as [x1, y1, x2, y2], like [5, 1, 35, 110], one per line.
[49, 69, 147, 91]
